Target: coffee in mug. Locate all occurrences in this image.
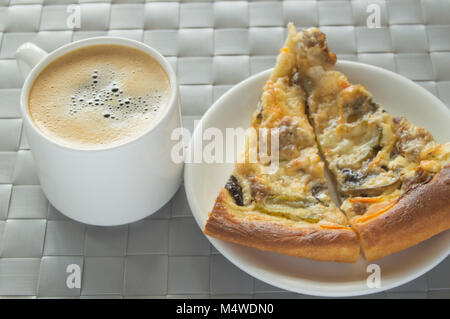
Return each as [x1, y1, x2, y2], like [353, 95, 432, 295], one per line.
[28, 44, 171, 149]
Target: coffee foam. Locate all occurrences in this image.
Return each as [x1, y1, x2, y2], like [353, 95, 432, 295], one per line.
[28, 44, 171, 149]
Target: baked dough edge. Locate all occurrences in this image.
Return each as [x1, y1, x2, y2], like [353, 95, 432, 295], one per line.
[204, 189, 360, 263]
[352, 164, 450, 261]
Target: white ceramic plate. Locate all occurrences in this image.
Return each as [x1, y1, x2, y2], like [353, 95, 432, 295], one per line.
[184, 61, 450, 297]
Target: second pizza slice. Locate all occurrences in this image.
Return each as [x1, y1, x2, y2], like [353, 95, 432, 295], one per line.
[294, 26, 450, 261]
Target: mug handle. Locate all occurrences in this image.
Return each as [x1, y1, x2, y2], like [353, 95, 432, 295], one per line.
[15, 42, 48, 79]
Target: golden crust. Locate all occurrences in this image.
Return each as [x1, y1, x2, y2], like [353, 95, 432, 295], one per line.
[351, 164, 450, 261]
[204, 189, 360, 263]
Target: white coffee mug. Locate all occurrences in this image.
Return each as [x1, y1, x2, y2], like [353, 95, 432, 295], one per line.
[15, 38, 183, 226]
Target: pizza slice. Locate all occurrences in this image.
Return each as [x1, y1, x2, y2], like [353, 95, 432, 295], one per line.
[203, 25, 360, 263]
[295, 26, 450, 261]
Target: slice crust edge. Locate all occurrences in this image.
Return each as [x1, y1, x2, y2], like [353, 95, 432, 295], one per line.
[351, 164, 450, 261]
[204, 189, 360, 263]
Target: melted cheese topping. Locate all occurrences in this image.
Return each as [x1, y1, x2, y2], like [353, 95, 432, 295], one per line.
[296, 27, 450, 219]
[221, 24, 449, 227]
[225, 24, 349, 227]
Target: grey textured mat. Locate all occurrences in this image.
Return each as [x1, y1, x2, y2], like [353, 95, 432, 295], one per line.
[0, 0, 449, 298]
